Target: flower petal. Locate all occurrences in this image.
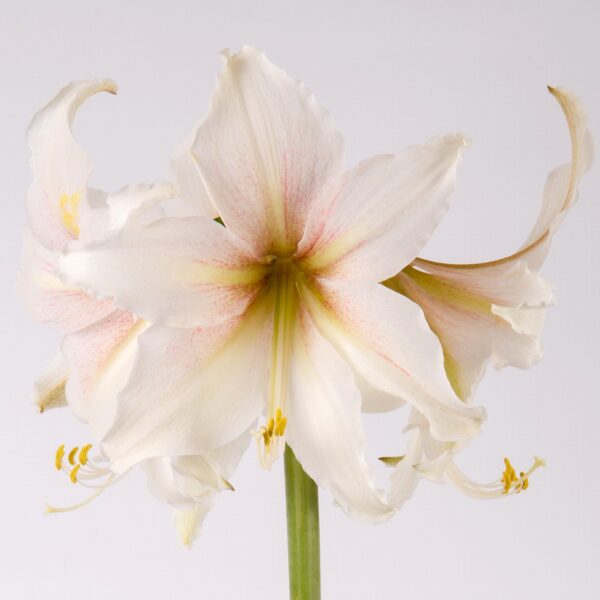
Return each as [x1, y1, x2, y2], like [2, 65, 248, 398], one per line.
[59, 216, 267, 328]
[17, 229, 114, 332]
[389, 87, 592, 400]
[285, 307, 393, 524]
[81, 182, 177, 243]
[102, 300, 272, 473]
[34, 352, 69, 413]
[62, 310, 146, 439]
[387, 264, 551, 399]
[142, 458, 213, 547]
[174, 501, 213, 547]
[299, 135, 468, 282]
[170, 124, 217, 219]
[386, 427, 423, 509]
[192, 46, 344, 254]
[26, 79, 117, 249]
[303, 278, 485, 441]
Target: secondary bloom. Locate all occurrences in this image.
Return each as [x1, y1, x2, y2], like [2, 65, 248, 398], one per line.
[58, 46, 485, 523]
[18, 79, 249, 544]
[384, 86, 592, 495]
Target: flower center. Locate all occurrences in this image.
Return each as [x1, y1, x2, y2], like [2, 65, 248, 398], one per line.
[254, 257, 301, 469]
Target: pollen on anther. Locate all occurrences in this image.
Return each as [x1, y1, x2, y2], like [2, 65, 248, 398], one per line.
[501, 457, 518, 494]
[70, 464, 81, 484]
[68, 446, 80, 466]
[55, 444, 65, 471]
[78, 444, 92, 465]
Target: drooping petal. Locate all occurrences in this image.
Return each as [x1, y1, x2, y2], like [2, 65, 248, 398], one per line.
[34, 352, 69, 413]
[522, 87, 594, 261]
[143, 458, 213, 546]
[299, 135, 468, 282]
[389, 87, 592, 400]
[102, 299, 272, 473]
[387, 264, 550, 399]
[285, 307, 393, 524]
[192, 46, 344, 254]
[17, 229, 114, 332]
[174, 502, 213, 547]
[26, 79, 117, 250]
[62, 310, 147, 439]
[303, 278, 485, 441]
[59, 216, 268, 328]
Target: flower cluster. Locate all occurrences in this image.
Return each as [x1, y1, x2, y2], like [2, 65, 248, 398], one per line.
[18, 47, 592, 546]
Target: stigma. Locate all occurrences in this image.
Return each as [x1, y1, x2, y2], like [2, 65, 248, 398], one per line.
[253, 258, 299, 470]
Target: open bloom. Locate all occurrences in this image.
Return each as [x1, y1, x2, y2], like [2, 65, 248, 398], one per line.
[18, 79, 250, 544]
[384, 86, 592, 495]
[59, 46, 485, 523]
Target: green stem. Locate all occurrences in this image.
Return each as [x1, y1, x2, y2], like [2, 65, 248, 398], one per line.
[284, 444, 321, 600]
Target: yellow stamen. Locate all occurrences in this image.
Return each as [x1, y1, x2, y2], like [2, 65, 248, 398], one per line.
[59, 192, 81, 237]
[78, 444, 92, 465]
[501, 456, 544, 494]
[55, 444, 65, 470]
[69, 464, 81, 484]
[68, 446, 79, 466]
[501, 457, 517, 493]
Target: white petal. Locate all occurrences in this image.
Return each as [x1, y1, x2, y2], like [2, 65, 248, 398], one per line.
[62, 310, 146, 439]
[34, 352, 69, 413]
[522, 87, 593, 260]
[285, 307, 393, 524]
[59, 216, 267, 328]
[102, 300, 272, 473]
[144, 443, 246, 509]
[387, 428, 423, 508]
[170, 124, 217, 218]
[17, 229, 114, 332]
[390, 88, 592, 400]
[174, 501, 213, 547]
[299, 135, 468, 282]
[388, 263, 550, 399]
[76, 182, 177, 245]
[26, 79, 117, 249]
[303, 278, 485, 441]
[143, 458, 196, 511]
[192, 46, 344, 254]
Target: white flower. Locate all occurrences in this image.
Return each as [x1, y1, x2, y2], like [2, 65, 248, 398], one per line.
[18, 80, 243, 545]
[388, 87, 593, 402]
[58, 46, 485, 524]
[384, 87, 592, 497]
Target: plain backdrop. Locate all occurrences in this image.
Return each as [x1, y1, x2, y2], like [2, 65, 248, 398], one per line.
[1, 1, 598, 598]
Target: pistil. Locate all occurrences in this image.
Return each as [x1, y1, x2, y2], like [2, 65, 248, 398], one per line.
[254, 260, 298, 469]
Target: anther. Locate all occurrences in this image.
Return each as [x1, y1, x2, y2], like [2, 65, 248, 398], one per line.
[68, 446, 79, 466]
[55, 444, 65, 471]
[70, 464, 81, 484]
[78, 444, 92, 465]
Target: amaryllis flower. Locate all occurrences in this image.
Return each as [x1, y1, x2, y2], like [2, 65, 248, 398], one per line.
[389, 87, 593, 401]
[384, 86, 592, 497]
[18, 79, 248, 544]
[58, 46, 485, 523]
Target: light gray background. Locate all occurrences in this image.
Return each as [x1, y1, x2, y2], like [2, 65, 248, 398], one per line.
[1, 1, 598, 598]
